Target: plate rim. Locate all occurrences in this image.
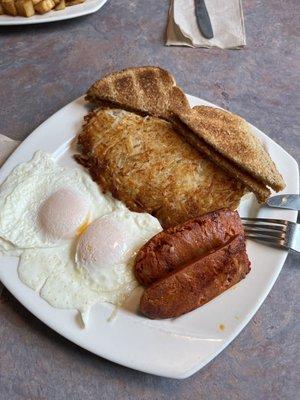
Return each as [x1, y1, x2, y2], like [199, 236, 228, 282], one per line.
[0, 0, 108, 26]
[0, 94, 298, 379]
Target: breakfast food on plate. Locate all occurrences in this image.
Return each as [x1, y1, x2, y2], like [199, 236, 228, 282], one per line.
[173, 118, 272, 203]
[0, 0, 84, 17]
[134, 209, 244, 286]
[174, 106, 285, 202]
[0, 67, 284, 325]
[85, 66, 190, 121]
[140, 234, 250, 319]
[85, 66, 285, 204]
[76, 108, 246, 228]
[0, 151, 115, 249]
[134, 209, 250, 319]
[0, 151, 162, 324]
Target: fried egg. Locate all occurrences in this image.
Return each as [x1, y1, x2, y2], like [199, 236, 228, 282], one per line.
[0, 151, 162, 325]
[18, 210, 161, 324]
[0, 151, 120, 250]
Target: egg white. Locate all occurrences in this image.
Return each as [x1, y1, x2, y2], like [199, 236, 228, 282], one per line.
[18, 210, 161, 325]
[18, 245, 137, 325]
[0, 151, 122, 249]
[0, 151, 163, 325]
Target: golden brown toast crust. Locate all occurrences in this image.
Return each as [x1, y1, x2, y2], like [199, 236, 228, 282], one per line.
[177, 106, 285, 192]
[172, 118, 271, 202]
[86, 66, 190, 120]
[85, 67, 285, 203]
[76, 109, 246, 228]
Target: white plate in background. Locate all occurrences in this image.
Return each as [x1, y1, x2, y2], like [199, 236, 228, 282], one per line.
[0, 95, 298, 378]
[0, 0, 107, 25]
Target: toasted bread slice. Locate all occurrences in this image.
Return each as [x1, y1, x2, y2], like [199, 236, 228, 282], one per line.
[173, 118, 271, 202]
[76, 109, 246, 228]
[85, 66, 190, 120]
[176, 106, 285, 193]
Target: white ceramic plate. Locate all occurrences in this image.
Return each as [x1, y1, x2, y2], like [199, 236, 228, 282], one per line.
[0, 95, 298, 379]
[0, 0, 107, 25]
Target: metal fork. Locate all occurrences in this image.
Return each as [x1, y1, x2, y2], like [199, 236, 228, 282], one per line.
[241, 217, 300, 252]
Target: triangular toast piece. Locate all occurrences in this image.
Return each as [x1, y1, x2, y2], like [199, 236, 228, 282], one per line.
[173, 118, 271, 202]
[86, 66, 190, 120]
[86, 67, 285, 202]
[176, 106, 285, 194]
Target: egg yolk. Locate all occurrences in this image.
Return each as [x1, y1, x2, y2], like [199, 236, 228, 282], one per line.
[75, 215, 129, 282]
[38, 188, 90, 240]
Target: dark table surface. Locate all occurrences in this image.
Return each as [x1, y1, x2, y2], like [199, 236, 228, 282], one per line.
[1, 1, 299, 399]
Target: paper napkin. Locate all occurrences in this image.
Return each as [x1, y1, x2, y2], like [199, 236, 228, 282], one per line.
[166, 0, 246, 49]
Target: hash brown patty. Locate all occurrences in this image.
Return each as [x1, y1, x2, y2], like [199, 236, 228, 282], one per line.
[76, 109, 246, 228]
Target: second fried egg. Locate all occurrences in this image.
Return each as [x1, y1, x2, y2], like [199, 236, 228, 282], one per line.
[18, 210, 162, 324]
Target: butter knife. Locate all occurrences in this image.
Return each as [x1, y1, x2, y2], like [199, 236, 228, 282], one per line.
[266, 194, 300, 211]
[195, 0, 214, 39]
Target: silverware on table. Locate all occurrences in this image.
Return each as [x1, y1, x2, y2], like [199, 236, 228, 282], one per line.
[266, 194, 300, 211]
[195, 0, 214, 39]
[242, 217, 300, 252]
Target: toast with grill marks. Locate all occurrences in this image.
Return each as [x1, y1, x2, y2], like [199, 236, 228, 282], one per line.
[85, 67, 285, 203]
[86, 66, 190, 120]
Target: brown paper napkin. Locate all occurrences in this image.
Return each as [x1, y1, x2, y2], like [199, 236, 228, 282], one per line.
[0, 134, 20, 295]
[166, 0, 246, 49]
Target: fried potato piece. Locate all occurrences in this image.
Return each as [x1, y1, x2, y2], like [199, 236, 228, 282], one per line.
[2, 0, 18, 16]
[34, 0, 55, 13]
[66, 0, 84, 5]
[54, 0, 64, 9]
[15, 0, 35, 17]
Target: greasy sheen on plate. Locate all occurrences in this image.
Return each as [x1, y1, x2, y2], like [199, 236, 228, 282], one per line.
[76, 109, 246, 228]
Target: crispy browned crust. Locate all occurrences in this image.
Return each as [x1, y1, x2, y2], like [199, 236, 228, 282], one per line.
[85, 66, 190, 120]
[134, 209, 244, 286]
[140, 235, 251, 319]
[75, 109, 246, 228]
[172, 118, 271, 202]
[176, 106, 285, 193]
[85, 67, 284, 202]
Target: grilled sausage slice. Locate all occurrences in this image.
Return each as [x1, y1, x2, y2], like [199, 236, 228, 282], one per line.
[134, 209, 244, 286]
[140, 235, 250, 319]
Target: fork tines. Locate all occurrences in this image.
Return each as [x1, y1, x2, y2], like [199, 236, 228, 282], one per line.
[241, 217, 289, 247]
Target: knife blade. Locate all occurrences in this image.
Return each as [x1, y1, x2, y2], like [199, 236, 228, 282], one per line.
[266, 194, 300, 211]
[194, 0, 214, 39]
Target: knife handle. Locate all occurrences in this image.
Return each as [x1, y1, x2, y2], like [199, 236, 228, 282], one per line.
[266, 194, 300, 211]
